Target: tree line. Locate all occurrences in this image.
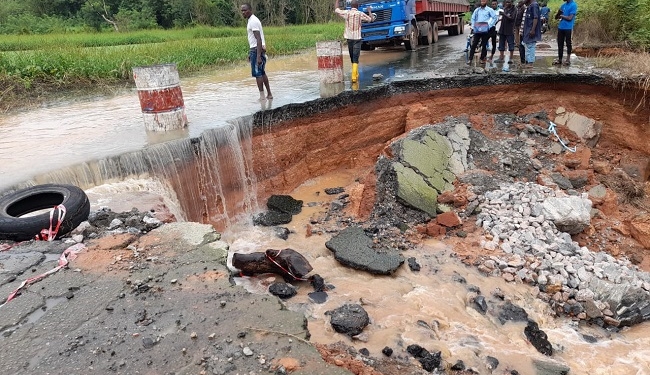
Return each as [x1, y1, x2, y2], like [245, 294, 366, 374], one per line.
[0, 0, 337, 34]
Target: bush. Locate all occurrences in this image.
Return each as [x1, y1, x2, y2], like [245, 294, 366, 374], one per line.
[547, 0, 650, 49]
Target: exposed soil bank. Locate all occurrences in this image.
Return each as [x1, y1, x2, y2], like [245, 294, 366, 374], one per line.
[246, 75, 649, 212]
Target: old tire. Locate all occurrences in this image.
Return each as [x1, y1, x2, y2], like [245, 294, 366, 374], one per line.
[460, 19, 465, 34]
[0, 184, 90, 241]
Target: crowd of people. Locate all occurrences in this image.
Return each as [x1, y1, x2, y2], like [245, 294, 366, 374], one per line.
[468, 0, 578, 68]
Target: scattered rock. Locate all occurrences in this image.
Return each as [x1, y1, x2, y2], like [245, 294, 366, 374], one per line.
[325, 226, 404, 275]
[253, 211, 293, 226]
[524, 320, 553, 356]
[326, 304, 369, 337]
[267, 195, 303, 215]
[268, 282, 297, 299]
[324, 187, 344, 195]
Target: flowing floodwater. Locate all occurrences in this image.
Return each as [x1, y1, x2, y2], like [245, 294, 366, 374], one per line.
[222, 169, 650, 375]
[0, 30, 570, 192]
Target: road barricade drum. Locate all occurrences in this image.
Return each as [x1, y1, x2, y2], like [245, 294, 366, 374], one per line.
[316, 41, 344, 84]
[132, 63, 188, 131]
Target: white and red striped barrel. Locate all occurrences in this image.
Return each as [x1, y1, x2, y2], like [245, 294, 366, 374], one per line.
[132, 63, 188, 131]
[316, 41, 344, 84]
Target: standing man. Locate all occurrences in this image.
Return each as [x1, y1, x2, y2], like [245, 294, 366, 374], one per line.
[495, 0, 516, 63]
[467, 0, 498, 64]
[554, 0, 578, 66]
[334, 0, 373, 84]
[241, 3, 272, 101]
[487, 0, 500, 62]
[514, 0, 525, 49]
[521, 0, 541, 68]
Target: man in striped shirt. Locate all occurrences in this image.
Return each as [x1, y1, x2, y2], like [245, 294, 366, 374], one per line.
[334, 0, 374, 83]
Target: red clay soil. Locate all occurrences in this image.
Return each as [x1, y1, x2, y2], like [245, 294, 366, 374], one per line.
[256, 82, 650, 276]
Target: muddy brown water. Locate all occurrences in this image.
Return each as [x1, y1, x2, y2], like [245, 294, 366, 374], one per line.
[2, 33, 649, 374]
[220, 168, 650, 375]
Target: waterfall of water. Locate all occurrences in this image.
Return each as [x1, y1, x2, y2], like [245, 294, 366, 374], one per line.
[5, 117, 259, 230]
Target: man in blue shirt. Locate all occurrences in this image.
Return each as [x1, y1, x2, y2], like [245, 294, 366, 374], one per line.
[554, 0, 578, 66]
[467, 0, 498, 64]
[540, 2, 550, 21]
[521, 0, 541, 68]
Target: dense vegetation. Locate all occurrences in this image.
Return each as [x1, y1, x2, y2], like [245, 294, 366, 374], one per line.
[0, 0, 335, 33]
[545, 0, 649, 48]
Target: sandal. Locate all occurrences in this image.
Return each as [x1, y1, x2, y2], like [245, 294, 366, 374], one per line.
[563, 60, 571, 66]
[552, 59, 562, 65]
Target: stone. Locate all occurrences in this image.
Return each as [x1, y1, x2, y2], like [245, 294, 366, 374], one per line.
[486, 356, 499, 371]
[436, 211, 462, 227]
[550, 173, 573, 190]
[592, 160, 612, 175]
[268, 282, 297, 299]
[587, 184, 607, 201]
[253, 210, 293, 226]
[274, 227, 290, 240]
[426, 222, 446, 236]
[554, 112, 602, 147]
[327, 304, 370, 336]
[267, 195, 303, 215]
[393, 162, 439, 217]
[619, 155, 650, 182]
[589, 277, 650, 327]
[562, 170, 589, 189]
[324, 187, 344, 195]
[497, 302, 529, 324]
[407, 257, 421, 272]
[626, 213, 650, 249]
[542, 196, 591, 234]
[563, 147, 591, 170]
[532, 358, 571, 375]
[325, 226, 404, 275]
[583, 299, 603, 319]
[524, 320, 553, 356]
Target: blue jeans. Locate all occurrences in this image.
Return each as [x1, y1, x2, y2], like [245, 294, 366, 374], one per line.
[249, 49, 267, 77]
[524, 42, 536, 64]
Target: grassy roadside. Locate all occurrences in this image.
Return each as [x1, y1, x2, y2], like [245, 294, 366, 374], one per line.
[0, 24, 343, 113]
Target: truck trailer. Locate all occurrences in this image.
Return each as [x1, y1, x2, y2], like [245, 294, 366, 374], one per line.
[355, 0, 471, 50]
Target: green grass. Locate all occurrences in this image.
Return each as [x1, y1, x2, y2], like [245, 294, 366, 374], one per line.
[0, 23, 343, 83]
[0, 22, 344, 112]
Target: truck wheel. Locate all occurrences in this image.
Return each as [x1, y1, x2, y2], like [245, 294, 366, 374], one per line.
[432, 23, 439, 43]
[419, 23, 433, 45]
[404, 27, 418, 50]
[449, 22, 459, 36]
[460, 19, 465, 34]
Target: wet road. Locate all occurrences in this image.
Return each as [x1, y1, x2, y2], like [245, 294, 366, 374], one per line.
[0, 30, 573, 191]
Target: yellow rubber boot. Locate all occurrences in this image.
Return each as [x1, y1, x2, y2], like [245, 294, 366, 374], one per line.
[351, 63, 359, 83]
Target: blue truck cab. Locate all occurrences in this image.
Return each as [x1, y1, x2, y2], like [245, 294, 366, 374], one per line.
[352, 0, 417, 49]
[347, 0, 469, 50]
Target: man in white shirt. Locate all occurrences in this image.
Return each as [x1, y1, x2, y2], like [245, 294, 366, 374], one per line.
[241, 3, 273, 101]
[334, 0, 373, 83]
